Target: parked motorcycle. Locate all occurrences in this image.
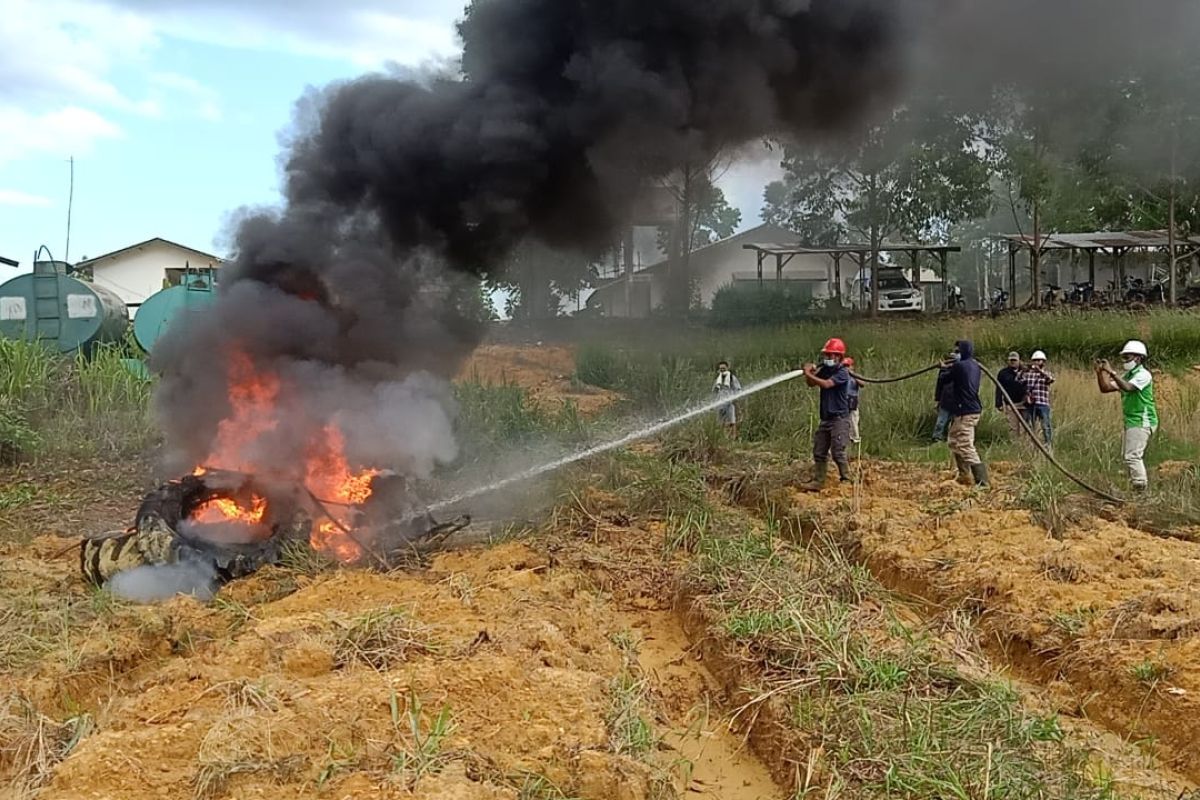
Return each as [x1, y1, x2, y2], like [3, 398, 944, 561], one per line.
[1123, 276, 1166, 305]
[989, 287, 1008, 316]
[1067, 281, 1095, 305]
[1041, 284, 1062, 306]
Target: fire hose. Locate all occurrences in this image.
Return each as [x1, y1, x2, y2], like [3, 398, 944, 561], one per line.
[849, 363, 1126, 504]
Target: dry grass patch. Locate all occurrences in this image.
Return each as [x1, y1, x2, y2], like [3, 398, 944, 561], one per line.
[331, 607, 441, 671]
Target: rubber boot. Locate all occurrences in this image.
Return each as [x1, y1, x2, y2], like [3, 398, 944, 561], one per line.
[836, 461, 852, 483]
[971, 462, 989, 487]
[801, 461, 828, 492]
[954, 455, 971, 484]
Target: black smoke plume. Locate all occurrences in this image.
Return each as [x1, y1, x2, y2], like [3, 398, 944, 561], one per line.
[153, 0, 916, 480]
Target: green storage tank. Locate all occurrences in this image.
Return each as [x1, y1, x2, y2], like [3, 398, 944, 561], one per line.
[0, 260, 129, 353]
[133, 270, 218, 355]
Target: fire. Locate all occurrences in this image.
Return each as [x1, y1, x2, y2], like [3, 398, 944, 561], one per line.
[306, 425, 379, 563]
[191, 348, 381, 564]
[206, 349, 281, 474]
[191, 493, 268, 526]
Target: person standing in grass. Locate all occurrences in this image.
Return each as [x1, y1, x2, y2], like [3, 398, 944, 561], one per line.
[1095, 340, 1158, 492]
[1017, 350, 1054, 447]
[844, 356, 862, 444]
[945, 339, 988, 487]
[931, 351, 956, 442]
[994, 352, 1028, 441]
[800, 337, 852, 490]
[712, 360, 742, 439]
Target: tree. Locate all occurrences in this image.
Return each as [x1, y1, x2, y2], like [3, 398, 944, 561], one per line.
[762, 104, 992, 314]
[656, 179, 741, 254]
[489, 240, 596, 320]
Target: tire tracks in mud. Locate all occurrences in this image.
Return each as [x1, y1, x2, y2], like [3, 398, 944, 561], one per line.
[718, 459, 1200, 789]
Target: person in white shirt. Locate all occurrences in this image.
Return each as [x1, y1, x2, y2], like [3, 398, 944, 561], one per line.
[713, 360, 742, 438]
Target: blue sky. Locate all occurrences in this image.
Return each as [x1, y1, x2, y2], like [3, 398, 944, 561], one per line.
[0, 0, 776, 273]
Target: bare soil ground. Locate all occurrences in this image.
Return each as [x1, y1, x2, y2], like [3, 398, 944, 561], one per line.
[457, 344, 620, 415]
[1, 503, 783, 798]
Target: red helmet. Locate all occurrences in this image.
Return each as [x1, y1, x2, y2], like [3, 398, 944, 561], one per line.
[821, 337, 847, 355]
[843, 356, 855, 367]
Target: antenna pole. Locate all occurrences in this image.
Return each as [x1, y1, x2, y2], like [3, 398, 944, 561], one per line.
[64, 156, 74, 263]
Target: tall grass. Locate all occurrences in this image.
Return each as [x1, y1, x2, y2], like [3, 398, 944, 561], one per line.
[0, 340, 153, 463]
[572, 309, 1200, 527]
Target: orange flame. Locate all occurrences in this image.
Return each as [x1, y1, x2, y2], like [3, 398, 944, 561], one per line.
[306, 425, 379, 562]
[191, 348, 379, 564]
[191, 494, 268, 526]
[206, 350, 281, 474]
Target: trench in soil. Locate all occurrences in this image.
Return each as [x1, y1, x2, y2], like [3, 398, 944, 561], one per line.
[718, 457, 1200, 789]
[5, 457, 1197, 797]
[2, 530, 788, 799]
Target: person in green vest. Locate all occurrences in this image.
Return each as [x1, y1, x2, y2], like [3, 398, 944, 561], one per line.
[1095, 339, 1158, 491]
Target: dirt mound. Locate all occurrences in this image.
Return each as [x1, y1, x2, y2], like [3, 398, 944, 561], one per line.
[457, 344, 619, 414]
[2, 530, 782, 799]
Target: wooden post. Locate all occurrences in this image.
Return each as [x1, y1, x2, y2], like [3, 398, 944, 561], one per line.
[623, 227, 634, 317]
[756, 250, 764, 288]
[1088, 249, 1096, 288]
[909, 249, 919, 291]
[833, 253, 842, 306]
[775, 253, 783, 289]
[939, 249, 948, 311]
[1008, 243, 1017, 302]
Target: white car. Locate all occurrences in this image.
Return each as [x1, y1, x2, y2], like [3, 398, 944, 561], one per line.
[852, 270, 925, 312]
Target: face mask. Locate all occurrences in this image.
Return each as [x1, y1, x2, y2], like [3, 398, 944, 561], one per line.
[950, 353, 962, 362]
[1123, 359, 1138, 372]
[822, 358, 837, 368]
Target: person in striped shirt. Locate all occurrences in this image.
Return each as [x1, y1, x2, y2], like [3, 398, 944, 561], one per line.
[1095, 339, 1158, 491]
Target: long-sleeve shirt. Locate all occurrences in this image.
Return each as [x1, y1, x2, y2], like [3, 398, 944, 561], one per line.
[994, 366, 1027, 409]
[947, 339, 982, 416]
[1017, 367, 1054, 406]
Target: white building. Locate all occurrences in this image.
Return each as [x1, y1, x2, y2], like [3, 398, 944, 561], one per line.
[586, 223, 834, 317]
[74, 238, 224, 314]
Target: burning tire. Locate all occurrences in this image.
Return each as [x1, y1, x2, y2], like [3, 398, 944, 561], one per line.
[81, 469, 471, 595]
[81, 470, 309, 589]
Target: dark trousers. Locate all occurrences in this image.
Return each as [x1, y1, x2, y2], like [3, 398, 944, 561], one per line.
[814, 416, 850, 466]
[1023, 403, 1052, 445]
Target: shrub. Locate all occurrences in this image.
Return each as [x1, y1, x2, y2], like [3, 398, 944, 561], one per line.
[709, 283, 816, 328]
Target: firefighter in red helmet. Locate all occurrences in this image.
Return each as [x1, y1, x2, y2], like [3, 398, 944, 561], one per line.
[800, 337, 852, 490]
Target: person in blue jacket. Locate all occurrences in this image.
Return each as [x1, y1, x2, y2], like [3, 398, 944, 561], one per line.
[944, 339, 988, 486]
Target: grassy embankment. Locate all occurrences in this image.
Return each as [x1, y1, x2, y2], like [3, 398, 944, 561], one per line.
[572, 309, 1200, 535]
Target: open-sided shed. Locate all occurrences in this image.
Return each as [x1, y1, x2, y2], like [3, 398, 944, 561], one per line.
[741, 241, 961, 310]
[996, 230, 1200, 305]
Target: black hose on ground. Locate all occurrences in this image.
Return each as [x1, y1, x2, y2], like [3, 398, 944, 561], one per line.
[848, 363, 1127, 505]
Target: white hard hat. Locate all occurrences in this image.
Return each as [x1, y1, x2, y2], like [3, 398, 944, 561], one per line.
[1121, 340, 1148, 357]
[1031, 350, 1047, 361]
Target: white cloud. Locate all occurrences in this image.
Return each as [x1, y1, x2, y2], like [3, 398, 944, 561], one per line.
[0, 106, 123, 165]
[0, 0, 159, 110]
[103, 0, 463, 68]
[150, 72, 223, 121]
[0, 189, 53, 207]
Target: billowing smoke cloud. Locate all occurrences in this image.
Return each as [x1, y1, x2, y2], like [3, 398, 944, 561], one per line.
[152, 0, 918, 480]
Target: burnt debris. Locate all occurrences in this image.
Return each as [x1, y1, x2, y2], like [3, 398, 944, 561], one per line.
[82, 470, 469, 595]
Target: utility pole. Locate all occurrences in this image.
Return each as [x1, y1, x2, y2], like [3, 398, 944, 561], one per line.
[64, 156, 75, 263]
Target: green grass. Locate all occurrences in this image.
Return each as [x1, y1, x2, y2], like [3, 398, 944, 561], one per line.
[0, 339, 153, 463]
[542, 452, 1132, 799]
[567, 310, 1200, 531]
